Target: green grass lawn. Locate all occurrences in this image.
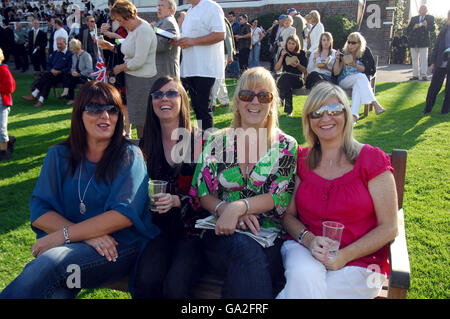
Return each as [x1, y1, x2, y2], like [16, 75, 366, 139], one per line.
[0, 74, 448, 299]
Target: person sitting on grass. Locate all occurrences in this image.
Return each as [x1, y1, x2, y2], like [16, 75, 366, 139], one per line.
[22, 37, 72, 108]
[0, 47, 16, 162]
[0, 81, 160, 299]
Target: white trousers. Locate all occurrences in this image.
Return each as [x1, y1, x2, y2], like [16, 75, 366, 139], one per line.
[339, 73, 376, 118]
[276, 240, 386, 299]
[410, 47, 428, 78]
[210, 56, 230, 106]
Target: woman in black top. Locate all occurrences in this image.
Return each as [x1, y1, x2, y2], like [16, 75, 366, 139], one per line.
[275, 34, 307, 116]
[134, 76, 208, 299]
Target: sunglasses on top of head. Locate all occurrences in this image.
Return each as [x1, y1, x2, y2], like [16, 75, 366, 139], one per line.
[83, 103, 120, 116]
[309, 103, 346, 119]
[151, 90, 180, 100]
[238, 90, 274, 103]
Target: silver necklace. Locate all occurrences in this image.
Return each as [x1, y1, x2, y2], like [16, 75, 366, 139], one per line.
[78, 161, 95, 214]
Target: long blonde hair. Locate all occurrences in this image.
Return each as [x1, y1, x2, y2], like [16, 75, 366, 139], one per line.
[342, 32, 366, 59]
[231, 67, 280, 147]
[302, 81, 362, 169]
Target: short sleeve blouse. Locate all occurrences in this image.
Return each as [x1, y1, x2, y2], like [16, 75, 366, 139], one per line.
[295, 144, 394, 275]
[190, 129, 298, 221]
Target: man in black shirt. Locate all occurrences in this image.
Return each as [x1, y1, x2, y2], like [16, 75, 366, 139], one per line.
[235, 14, 251, 72]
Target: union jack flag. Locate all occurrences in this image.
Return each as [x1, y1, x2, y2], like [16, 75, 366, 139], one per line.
[91, 53, 108, 82]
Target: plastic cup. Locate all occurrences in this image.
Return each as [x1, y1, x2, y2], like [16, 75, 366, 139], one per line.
[148, 180, 168, 212]
[322, 221, 344, 259]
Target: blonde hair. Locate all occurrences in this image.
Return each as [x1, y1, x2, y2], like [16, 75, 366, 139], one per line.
[69, 38, 82, 51]
[343, 32, 367, 59]
[308, 10, 320, 24]
[0, 48, 4, 64]
[231, 67, 280, 147]
[302, 81, 362, 169]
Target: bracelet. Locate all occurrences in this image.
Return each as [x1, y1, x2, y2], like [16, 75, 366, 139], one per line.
[63, 226, 71, 244]
[240, 198, 250, 216]
[214, 201, 226, 217]
[298, 228, 309, 245]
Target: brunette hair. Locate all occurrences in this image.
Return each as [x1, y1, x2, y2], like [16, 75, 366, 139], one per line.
[110, 0, 138, 20]
[318, 32, 333, 56]
[141, 76, 192, 178]
[62, 81, 128, 184]
[284, 34, 301, 53]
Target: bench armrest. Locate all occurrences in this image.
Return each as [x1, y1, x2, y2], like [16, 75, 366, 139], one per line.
[388, 208, 410, 292]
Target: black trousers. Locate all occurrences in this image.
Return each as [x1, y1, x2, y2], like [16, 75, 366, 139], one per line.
[13, 44, 29, 71]
[36, 71, 64, 99]
[277, 73, 304, 114]
[238, 47, 250, 72]
[62, 73, 89, 99]
[182, 76, 215, 130]
[424, 66, 449, 114]
[134, 232, 205, 299]
[30, 50, 47, 72]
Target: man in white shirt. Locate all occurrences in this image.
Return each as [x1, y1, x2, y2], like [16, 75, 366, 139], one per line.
[53, 18, 68, 53]
[173, 0, 225, 130]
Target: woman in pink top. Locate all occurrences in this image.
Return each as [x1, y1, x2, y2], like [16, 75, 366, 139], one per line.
[277, 81, 398, 299]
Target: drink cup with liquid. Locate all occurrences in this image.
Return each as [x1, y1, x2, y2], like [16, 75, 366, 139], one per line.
[148, 180, 168, 212]
[322, 221, 344, 259]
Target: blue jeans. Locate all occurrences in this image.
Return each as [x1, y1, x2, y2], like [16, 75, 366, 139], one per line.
[248, 43, 261, 68]
[0, 104, 10, 143]
[202, 230, 284, 299]
[0, 242, 140, 299]
[227, 56, 240, 75]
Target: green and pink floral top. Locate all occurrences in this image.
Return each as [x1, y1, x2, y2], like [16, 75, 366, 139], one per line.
[190, 129, 298, 220]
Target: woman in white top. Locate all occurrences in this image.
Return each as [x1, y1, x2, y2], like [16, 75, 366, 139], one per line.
[99, 0, 157, 139]
[306, 32, 336, 89]
[304, 11, 325, 55]
[249, 19, 263, 68]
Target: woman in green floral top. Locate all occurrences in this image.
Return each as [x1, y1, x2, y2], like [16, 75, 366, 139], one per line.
[190, 67, 298, 298]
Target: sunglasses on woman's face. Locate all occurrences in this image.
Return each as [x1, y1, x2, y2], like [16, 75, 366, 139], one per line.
[309, 103, 346, 119]
[238, 90, 273, 103]
[151, 90, 180, 100]
[347, 41, 358, 45]
[84, 103, 120, 116]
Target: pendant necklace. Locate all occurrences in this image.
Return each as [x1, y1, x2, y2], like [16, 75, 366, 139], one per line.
[78, 161, 95, 214]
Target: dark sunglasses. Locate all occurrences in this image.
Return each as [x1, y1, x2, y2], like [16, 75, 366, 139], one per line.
[347, 41, 358, 45]
[238, 90, 273, 103]
[84, 103, 120, 116]
[151, 90, 180, 100]
[309, 103, 346, 119]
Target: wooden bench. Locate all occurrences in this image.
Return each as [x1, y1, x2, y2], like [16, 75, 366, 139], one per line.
[291, 56, 378, 117]
[106, 148, 410, 299]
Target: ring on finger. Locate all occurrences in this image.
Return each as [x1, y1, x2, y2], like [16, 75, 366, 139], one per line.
[239, 221, 245, 226]
[98, 242, 104, 247]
